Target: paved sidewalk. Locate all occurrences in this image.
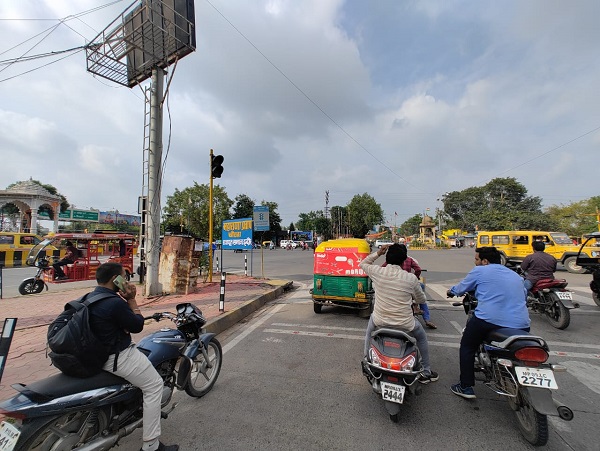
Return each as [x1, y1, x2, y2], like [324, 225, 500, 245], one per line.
[0, 274, 292, 402]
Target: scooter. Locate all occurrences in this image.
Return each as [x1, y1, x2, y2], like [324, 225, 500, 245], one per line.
[361, 327, 424, 422]
[450, 292, 573, 446]
[0, 303, 222, 451]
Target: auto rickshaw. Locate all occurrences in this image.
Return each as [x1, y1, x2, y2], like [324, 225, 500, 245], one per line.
[19, 232, 136, 295]
[311, 238, 374, 316]
[575, 231, 600, 307]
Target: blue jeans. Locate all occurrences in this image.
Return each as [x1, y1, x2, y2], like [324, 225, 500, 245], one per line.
[459, 315, 530, 387]
[364, 316, 432, 374]
[419, 303, 431, 321]
[524, 279, 534, 291]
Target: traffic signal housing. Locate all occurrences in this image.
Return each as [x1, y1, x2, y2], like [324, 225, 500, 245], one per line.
[211, 154, 224, 178]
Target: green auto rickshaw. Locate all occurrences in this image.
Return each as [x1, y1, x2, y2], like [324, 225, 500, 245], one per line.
[311, 238, 374, 316]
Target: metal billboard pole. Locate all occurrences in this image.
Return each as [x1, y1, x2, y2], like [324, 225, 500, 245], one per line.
[84, 0, 196, 296]
[145, 68, 164, 295]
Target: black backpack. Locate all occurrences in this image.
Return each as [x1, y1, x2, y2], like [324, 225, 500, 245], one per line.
[47, 292, 116, 378]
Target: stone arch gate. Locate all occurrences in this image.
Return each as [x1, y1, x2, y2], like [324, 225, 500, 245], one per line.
[0, 179, 61, 234]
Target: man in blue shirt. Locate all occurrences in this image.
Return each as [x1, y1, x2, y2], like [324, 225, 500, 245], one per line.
[447, 247, 530, 399]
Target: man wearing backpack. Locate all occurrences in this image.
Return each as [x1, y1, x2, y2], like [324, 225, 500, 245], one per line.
[89, 262, 178, 451]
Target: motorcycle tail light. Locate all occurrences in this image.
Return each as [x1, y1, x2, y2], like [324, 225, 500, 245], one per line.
[369, 347, 416, 371]
[515, 347, 549, 364]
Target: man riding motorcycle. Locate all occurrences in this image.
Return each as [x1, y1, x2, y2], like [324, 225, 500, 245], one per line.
[447, 246, 530, 399]
[521, 240, 557, 291]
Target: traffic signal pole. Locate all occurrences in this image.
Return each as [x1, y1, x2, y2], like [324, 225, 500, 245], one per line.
[208, 149, 224, 283]
[209, 149, 214, 283]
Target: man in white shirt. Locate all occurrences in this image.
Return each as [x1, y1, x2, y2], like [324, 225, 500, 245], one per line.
[360, 244, 438, 383]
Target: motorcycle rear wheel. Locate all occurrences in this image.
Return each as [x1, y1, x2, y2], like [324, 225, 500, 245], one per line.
[185, 337, 223, 397]
[593, 291, 600, 308]
[18, 279, 44, 295]
[544, 293, 570, 329]
[15, 409, 109, 451]
[514, 389, 549, 446]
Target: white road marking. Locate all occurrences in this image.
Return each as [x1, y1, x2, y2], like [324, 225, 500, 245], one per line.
[222, 303, 285, 355]
[426, 283, 452, 301]
[450, 321, 464, 334]
[262, 328, 600, 359]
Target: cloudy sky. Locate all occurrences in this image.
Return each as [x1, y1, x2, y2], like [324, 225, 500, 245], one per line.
[1, 0, 598, 229]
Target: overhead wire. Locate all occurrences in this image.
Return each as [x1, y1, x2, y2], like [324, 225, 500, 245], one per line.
[203, 0, 424, 193]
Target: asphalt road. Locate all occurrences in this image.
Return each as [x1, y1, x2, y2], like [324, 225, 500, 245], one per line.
[113, 247, 599, 450]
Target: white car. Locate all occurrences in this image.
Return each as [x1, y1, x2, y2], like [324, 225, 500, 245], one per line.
[375, 239, 394, 248]
[280, 240, 298, 249]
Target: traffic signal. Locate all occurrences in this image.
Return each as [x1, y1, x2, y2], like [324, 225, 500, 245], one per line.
[211, 154, 224, 178]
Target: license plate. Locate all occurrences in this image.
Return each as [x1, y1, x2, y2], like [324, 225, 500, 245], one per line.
[381, 381, 406, 404]
[0, 422, 21, 451]
[515, 367, 558, 390]
[556, 291, 572, 301]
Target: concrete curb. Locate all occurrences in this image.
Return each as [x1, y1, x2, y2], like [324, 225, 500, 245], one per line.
[204, 281, 293, 335]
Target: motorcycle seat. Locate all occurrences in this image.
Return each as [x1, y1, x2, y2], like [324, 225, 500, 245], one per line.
[532, 278, 568, 292]
[12, 371, 128, 403]
[486, 328, 546, 349]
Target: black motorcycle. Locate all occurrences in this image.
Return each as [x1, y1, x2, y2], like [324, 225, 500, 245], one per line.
[0, 302, 222, 451]
[452, 293, 573, 446]
[513, 266, 579, 330]
[361, 327, 424, 422]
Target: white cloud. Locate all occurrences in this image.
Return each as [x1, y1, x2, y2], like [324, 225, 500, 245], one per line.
[1, 0, 598, 226]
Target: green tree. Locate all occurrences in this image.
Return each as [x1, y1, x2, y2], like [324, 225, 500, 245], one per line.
[442, 177, 554, 231]
[545, 196, 600, 236]
[399, 214, 422, 237]
[346, 193, 384, 238]
[330, 205, 347, 237]
[162, 182, 232, 239]
[296, 210, 332, 241]
[232, 194, 255, 219]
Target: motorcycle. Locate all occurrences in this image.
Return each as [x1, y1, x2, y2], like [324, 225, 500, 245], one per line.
[0, 302, 222, 451]
[451, 292, 573, 446]
[18, 256, 53, 295]
[527, 278, 579, 329]
[361, 327, 424, 423]
[514, 267, 579, 330]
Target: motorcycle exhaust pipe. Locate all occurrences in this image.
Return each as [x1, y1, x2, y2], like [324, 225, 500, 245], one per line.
[77, 418, 143, 451]
[554, 399, 574, 421]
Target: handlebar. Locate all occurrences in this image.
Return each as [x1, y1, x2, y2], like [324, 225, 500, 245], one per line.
[144, 312, 176, 322]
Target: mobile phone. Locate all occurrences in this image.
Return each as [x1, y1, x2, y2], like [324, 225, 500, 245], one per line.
[113, 275, 127, 292]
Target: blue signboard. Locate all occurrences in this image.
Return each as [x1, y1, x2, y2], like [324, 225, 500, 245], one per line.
[222, 218, 253, 250]
[253, 205, 269, 231]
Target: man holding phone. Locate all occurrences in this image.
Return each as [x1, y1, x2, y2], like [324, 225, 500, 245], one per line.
[88, 262, 178, 451]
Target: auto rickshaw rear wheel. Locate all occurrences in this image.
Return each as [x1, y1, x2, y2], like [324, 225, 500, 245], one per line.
[313, 302, 322, 314]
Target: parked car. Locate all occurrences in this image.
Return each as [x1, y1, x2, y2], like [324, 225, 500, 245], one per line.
[374, 239, 394, 248]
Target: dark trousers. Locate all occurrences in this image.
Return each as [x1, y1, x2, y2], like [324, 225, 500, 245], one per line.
[459, 315, 529, 387]
[52, 258, 74, 278]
